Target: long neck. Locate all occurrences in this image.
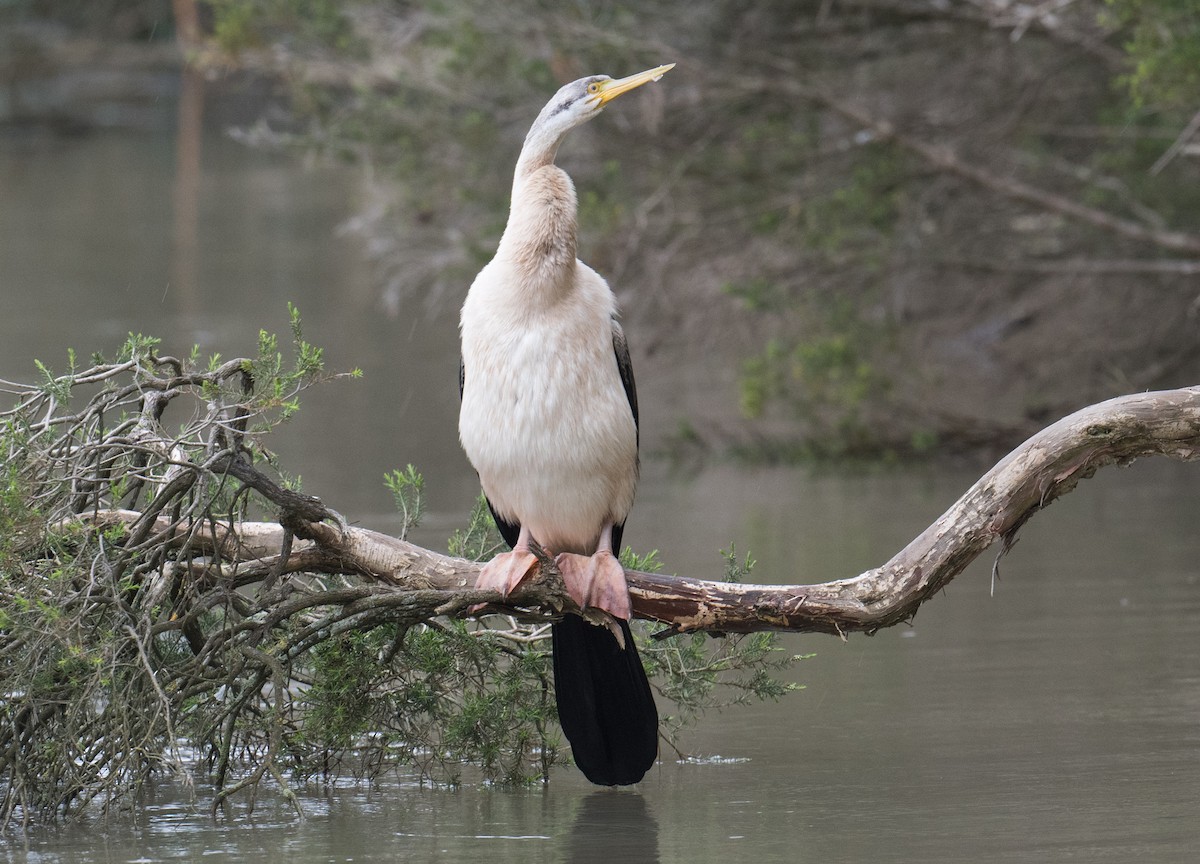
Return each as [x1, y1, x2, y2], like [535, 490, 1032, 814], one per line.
[496, 155, 579, 303]
[513, 118, 563, 179]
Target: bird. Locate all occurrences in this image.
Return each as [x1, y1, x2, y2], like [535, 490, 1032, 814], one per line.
[458, 63, 673, 786]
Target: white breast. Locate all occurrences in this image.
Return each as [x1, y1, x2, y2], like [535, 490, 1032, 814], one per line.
[459, 259, 638, 555]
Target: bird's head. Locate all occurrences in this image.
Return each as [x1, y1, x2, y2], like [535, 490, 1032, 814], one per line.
[522, 63, 674, 160]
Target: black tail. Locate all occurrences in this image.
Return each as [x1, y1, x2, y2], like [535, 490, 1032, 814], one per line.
[551, 614, 659, 786]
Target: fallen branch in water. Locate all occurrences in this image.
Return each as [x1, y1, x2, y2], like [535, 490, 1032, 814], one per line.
[629, 386, 1200, 635]
[78, 387, 1200, 638]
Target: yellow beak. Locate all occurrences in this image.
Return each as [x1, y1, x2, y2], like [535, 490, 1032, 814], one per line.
[595, 63, 675, 106]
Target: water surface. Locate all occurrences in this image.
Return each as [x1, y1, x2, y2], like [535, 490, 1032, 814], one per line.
[2, 111, 1199, 863]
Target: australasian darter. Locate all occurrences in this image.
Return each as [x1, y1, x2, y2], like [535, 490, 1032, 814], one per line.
[458, 63, 674, 786]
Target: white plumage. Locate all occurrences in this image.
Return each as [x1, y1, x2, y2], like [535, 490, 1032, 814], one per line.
[459, 171, 637, 556]
[458, 64, 671, 615]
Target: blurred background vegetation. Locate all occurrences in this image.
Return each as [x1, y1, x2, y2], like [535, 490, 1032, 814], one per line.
[3, 0, 1199, 462]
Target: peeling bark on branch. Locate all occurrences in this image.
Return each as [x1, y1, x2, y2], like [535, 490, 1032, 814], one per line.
[86, 388, 1200, 639]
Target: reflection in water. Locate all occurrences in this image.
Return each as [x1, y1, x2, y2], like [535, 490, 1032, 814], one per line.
[565, 792, 660, 864]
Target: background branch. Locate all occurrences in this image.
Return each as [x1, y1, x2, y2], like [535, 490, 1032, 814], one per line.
[729, 55, 1200, 259]
[775, 78, 1200, 256]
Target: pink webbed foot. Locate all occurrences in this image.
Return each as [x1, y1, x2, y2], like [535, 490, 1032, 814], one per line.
[475, 549, 539, 600]
[471, 522, 538, 613]
[555, 549, 632, 621]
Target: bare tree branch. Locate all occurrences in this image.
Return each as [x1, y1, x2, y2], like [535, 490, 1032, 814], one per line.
[78, 388, 1200, 639]
[755, 69, 1200, 255]
[942, 257, 1200, 276]
[818, 93, 1200, 254]
[630, 387, 1200, 635]
[834, 0, 1125, 66]
[1150, 108, 1200, 176]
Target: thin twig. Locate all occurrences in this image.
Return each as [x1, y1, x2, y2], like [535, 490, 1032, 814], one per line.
[1150, 108, 1200, 176]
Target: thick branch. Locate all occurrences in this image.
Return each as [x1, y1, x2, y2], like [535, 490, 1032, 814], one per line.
[84, 388, 1200, 638]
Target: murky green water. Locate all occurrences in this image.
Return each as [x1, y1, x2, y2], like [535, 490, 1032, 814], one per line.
[2, 106, 1199, 862]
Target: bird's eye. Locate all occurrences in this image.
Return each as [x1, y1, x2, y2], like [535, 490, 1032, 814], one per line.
[587, 82, 600, 94]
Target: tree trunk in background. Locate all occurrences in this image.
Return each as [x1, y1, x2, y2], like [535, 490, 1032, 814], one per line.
[172, 0, 201, 53]
[171, 64, 203, 315]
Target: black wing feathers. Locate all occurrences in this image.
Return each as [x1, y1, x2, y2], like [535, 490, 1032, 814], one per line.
[611, 318, 638, 446]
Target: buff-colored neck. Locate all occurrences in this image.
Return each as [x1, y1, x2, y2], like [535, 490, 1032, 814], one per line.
[497, 131, 579, 302]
